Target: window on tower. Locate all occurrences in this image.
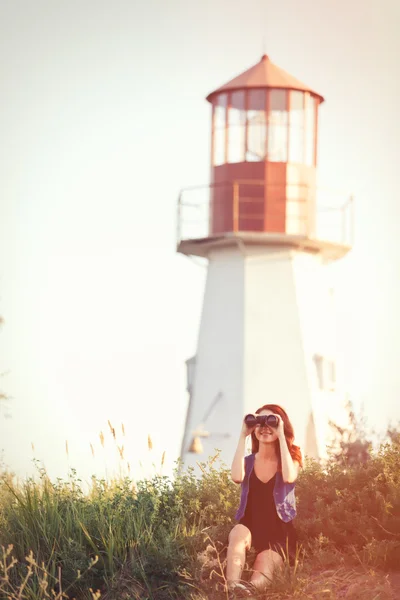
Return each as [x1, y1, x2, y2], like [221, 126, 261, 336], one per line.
[268, 90, 288, 162]
[213, 93, 227, 166]
[185, 356, 196, 394]
[228, 91, 246, 164]
[211, 89, 318, 168]
[305, 93, 316, 166]
[246, 89, 267, 162]
[314, 354, 336, 391]
[289, 91, 305, 164]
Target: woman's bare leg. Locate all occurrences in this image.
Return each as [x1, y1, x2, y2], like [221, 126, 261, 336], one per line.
[226, 524, 252, 587]
[250, 548, 283, 591]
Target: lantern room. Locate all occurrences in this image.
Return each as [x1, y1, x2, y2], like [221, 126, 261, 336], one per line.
[206, 55, 324, 236]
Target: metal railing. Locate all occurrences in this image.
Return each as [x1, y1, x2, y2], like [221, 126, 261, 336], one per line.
[177, 180, 354, 248]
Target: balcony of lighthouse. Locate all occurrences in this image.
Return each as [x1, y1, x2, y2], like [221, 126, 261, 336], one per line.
[176, 181, 354, 262]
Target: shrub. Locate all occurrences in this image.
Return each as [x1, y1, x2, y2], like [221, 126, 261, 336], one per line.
[0, 439, 400, 598]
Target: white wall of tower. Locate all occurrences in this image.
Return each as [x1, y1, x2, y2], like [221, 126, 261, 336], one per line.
[181, 245, 348, 470]
[181, 247, 246, 470]
[243, 247, 315, 457]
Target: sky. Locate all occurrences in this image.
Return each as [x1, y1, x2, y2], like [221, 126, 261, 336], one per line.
[0, 0, 399, 483]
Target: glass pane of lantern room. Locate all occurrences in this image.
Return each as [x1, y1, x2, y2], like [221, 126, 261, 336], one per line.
[305, 94, 316, 166]
[289, 91, 305, 164]
[268, 90, 288, 162]
[246, 89, 266, 162]
[228, 91, 246, 163]
[213, 93, 227, 166]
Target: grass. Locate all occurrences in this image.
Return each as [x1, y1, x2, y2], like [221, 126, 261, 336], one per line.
[0, 424, 399, 599]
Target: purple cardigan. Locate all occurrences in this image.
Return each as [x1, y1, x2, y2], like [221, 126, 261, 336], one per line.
[235, 453, 297, 523]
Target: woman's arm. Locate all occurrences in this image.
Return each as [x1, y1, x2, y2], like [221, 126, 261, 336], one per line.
[278, 430, 300, 483]
[230, 433, 247, 483]
[274, 414, 300, 483]
[231, 419, 255, 483]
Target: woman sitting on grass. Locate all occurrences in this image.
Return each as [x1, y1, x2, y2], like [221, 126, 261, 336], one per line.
[226, 404, 302, 598]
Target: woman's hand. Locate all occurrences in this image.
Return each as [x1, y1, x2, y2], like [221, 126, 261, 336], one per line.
[274, 413, 285, 439]
[240, 415, 256, 438]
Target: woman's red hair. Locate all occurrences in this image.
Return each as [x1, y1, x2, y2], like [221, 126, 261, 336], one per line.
[251, 404, 303, 469]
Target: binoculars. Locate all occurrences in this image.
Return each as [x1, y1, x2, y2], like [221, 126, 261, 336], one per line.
[244, 414, 279, 428]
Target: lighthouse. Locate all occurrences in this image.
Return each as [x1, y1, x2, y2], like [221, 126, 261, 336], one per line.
[177, 55, 353, 469]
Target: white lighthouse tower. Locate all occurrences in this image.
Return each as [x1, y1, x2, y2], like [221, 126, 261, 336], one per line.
[177, 55, 353, 469]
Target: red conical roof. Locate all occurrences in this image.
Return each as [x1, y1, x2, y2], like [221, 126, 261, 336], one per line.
[206, 55, 324, 103]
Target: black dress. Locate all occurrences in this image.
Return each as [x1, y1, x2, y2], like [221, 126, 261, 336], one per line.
[239, 469, 297, 561]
